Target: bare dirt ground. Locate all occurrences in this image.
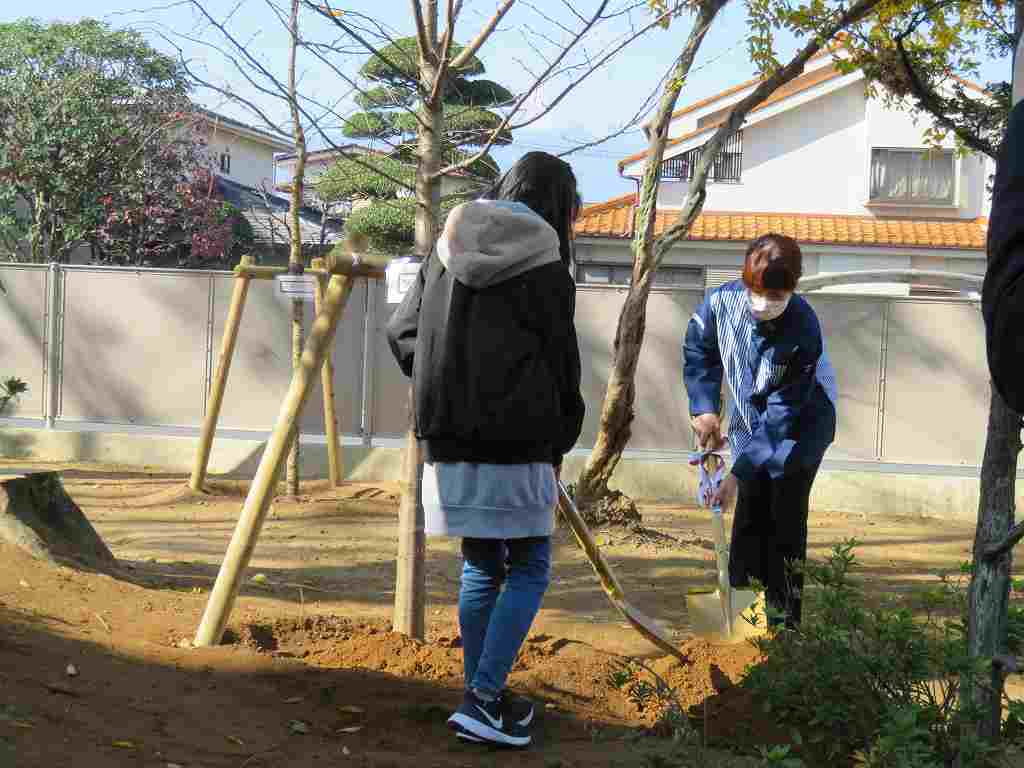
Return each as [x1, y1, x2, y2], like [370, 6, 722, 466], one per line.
[0, 460, 1014, 767]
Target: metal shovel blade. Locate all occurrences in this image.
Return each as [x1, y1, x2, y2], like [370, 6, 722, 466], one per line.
[556, 482, 687, 663]
[687, 501, 767, 643]
[686, 587, 765, 644]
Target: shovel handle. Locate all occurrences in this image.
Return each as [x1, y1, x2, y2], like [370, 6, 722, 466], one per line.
[556, 482, 626, 597]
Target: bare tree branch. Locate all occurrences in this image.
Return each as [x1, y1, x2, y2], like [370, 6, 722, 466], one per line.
[287, 0, 307, 267]
[893, 35, 1001, 158]
[164, 7, 416, 192]
[432, 0, 614, 178]
[256, 182, 293, 242]
[410, 0, 431, 63]
[523, 1, 579, 37]
[167, 40, 293, 135]
[436, 0, 675, 179]
[449, 0, 517, 70]
[304, 1, 421, 91]
[558, 0, 590, 26]
[426, 0, 440, 45]
[519, 22, 566, 55]
[510, 3, 683, 129]
[985, 519, 1024, 560]
[298, 35, 420, 123]
[558, 35, 745, 159]
[191, 62, 415, 192]
[429, 0, 458, 105]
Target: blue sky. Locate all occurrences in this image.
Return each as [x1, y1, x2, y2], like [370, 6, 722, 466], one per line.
[2, 1, 1014, 203]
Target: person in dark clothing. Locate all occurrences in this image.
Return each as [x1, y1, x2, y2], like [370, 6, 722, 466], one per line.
[385, 152, 585, 748]
[983, 34, 1024, 413]
[683, 234, 837, 628]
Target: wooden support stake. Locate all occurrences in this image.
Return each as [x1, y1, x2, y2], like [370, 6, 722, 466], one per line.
[393, 411, 425, 639]
[193, 273, 355, 647]
[312, 257, 343, 487]
[189, 255, 253, 493]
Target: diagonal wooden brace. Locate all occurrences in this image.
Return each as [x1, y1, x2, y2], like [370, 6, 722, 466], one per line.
[193, 273, 355, 647]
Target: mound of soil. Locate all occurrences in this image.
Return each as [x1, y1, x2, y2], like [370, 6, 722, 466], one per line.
[580, 490, 644, 530]
[220, 611, 779, 750]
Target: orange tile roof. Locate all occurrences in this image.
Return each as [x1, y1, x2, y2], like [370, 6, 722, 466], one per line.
[574, 194, 986, 251]
[951, 75, 987, 95]
[619, 64, 848, 171]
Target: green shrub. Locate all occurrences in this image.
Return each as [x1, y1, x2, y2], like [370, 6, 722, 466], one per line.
[339, 196, 461, 254]
[0, 377, 27, 414]
[741, 541, 1011, 767]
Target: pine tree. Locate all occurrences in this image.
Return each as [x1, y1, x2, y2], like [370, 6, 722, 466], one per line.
[316, 37, 513, 252]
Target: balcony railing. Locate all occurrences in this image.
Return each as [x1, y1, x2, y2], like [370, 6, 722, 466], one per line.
[660, 131, 743, 184]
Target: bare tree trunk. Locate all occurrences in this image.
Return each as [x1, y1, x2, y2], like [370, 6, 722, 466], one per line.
[287, 299, 303, 496]
[30, 192, 45, 264]
[282, 0, 305, 499]
[960, 386, 1021, 754]
[394, 0, 442, 640]
[574, 0, 728, 507]
[285, 0, 307, 498]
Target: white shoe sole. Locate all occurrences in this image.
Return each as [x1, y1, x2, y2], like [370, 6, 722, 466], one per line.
[447, 713, 531, 747]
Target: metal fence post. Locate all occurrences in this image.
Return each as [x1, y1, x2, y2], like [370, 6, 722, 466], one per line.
[44, 262, 63, 429]
[876, 301, 891, 461]
[360, 281, 376, 446]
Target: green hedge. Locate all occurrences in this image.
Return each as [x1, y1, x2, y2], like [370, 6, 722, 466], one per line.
[342, 196, 461, 253]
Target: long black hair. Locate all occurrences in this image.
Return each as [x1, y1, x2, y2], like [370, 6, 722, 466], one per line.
[483, 151, 581, 265]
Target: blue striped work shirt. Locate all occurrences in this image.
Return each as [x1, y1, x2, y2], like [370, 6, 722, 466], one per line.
[683, 281, 837, 481]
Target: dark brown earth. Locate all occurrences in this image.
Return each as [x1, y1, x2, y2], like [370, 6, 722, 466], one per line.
[0, 461, 1015, 767]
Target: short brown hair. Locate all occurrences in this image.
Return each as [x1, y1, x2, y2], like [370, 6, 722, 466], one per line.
[742, 233, 802, 293]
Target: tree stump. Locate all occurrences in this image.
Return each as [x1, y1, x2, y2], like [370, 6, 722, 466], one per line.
[0, 472, 114, 569]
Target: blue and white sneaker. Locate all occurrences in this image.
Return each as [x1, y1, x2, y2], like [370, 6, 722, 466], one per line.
[501, 690, 535, 728]
[447, 689, 531, 747]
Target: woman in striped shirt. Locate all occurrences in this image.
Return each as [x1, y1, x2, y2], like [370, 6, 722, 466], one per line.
[683, 233, 837, 628]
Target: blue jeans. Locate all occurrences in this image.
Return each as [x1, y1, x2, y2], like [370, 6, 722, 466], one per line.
[459, 537, 551, 697]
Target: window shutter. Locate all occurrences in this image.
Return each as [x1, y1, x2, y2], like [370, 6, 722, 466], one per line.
[705, 267, 742, 289]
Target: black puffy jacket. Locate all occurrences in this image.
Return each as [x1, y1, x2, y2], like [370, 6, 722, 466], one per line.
[385, 199, 585, 466]
[984, 100, 1024, 412]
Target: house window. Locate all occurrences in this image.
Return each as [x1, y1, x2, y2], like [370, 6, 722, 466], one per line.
[705, 267, 743, 290]
[661, 131, 743, 184]
[576, 264, 702, 289]
[869, 148, 955, 205]
[219, 151, 232, 175]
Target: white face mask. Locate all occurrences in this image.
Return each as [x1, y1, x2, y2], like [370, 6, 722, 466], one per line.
[748, 291, 791, 322]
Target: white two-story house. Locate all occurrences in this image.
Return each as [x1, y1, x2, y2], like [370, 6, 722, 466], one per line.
[197, 109, 343, 261]
[199, 108, 294, 191]
[574, 50, 992, 296]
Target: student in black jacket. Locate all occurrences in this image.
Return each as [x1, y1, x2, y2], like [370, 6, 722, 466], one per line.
[984, 33, 1024, 413]
[386, 152, 585, 748]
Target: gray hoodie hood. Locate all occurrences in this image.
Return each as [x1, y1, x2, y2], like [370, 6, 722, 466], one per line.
[436, 199, 561, 289]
